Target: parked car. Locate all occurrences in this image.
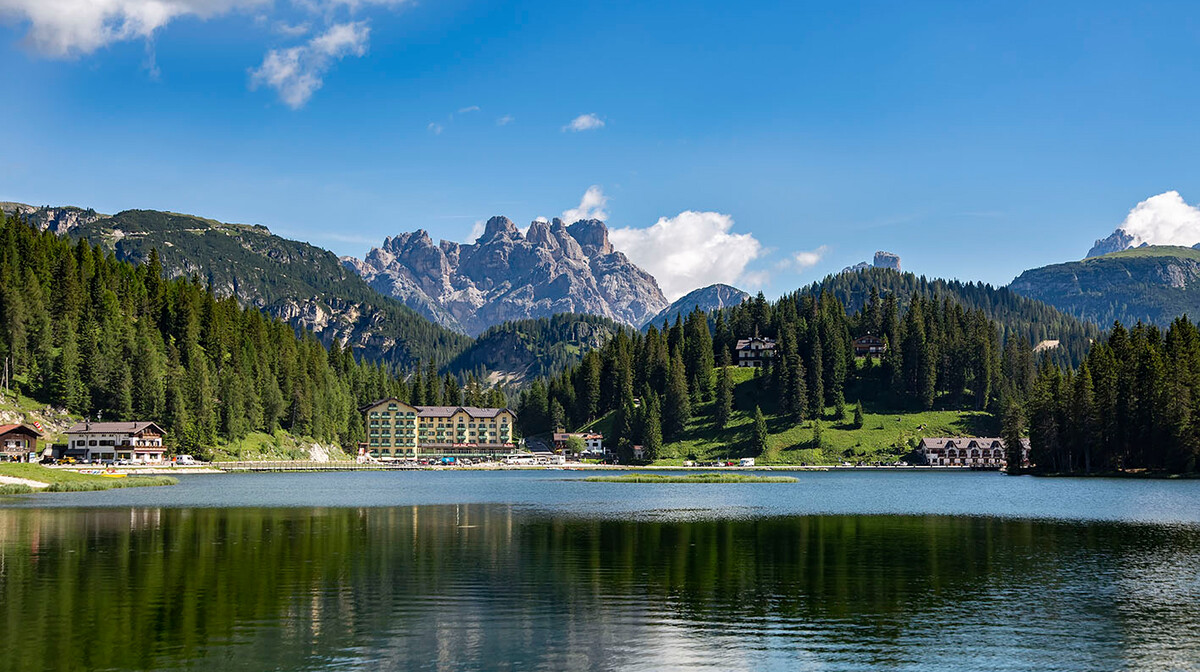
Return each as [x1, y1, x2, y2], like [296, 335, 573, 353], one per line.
[173, 455, 198, 466]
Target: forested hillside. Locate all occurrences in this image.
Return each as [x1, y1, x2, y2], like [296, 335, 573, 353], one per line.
[445, 314, 630, 383]
[6, 205, 471, 368]
[0, 211, 504, 456]
[1010, 246, 1200, 328]
[797, 268, 1099, 366]
[515, 288, 1039, 464]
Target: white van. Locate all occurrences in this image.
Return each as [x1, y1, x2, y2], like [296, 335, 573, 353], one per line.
[174, 455, 197, 466]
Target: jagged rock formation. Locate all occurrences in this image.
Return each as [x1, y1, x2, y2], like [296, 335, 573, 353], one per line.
[1086, 230, 1141, 258]
[345, 217, 668, 335]
[842, 251, 902, 274]
[642, 283, 750, 330]
[0, 202, 105, 234]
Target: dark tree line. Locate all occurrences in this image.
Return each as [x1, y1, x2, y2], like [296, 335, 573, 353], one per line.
[1026, 318, 1200, 474]
[0, 211, 505, 456]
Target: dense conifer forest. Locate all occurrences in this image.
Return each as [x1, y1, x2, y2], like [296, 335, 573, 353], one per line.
[1025, 318, 1200, 473]
[0, 211, 505, 456]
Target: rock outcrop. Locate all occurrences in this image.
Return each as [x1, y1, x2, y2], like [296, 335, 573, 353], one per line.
[842, 251, 902, 274]
[1, 202, 106, 234]
[345, 217, 669, 335]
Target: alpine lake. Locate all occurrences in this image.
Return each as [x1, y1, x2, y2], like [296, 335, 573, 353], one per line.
[1, 470, 1198, 671]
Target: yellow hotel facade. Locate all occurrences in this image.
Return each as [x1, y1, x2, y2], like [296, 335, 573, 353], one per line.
[359, 398, 517, 458]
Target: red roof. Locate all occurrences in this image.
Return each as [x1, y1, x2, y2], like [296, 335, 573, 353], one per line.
[0, 424, 42, 437]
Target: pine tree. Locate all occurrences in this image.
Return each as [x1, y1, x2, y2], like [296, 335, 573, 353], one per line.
[715, 351, 733, 430]
[1001, 401, 1025, 475]
[752, 405, 770, 457]
[853, 400, 864, 429]
[643, 394, 663, 462]
[664, 350, 691, 440]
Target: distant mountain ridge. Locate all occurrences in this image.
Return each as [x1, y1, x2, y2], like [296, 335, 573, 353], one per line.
[344, 216, 668, 335]
[1011, 245, 1200, 327]
[2, 203, 471, 367]
[642, 283, 750, 329]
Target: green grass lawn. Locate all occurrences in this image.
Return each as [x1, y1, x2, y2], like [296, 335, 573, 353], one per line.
[0, 463, 177, 492]
[209, 430, 350, 462]
[590, 366, 998, 466]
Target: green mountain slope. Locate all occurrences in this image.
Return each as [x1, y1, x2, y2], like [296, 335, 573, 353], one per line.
[1009, 245, 1200, 327]
[446, 314, 630, 384]
[11, 206, 471, 368]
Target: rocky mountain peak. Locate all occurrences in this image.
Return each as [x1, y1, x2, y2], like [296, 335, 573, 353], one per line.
[567, 219, 614, 256]
[480, 216, 521, 243]
[345, 214, 667, 335]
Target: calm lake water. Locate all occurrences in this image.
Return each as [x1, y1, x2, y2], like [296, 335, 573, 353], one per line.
[1, 471, 1198, 671]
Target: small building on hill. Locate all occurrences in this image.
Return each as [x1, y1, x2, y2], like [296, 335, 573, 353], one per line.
[553, 432, 604, 455]
[735, 336, 776, 367]
[853, 334, 886, 358]
[0, 424, 42, 462]
[917, 437, 1030, 468]
[65, 421, 166, 463]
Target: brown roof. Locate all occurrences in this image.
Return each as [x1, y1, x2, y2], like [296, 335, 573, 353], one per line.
[734, 336, 776, 350]
[919, 437, 1029, 450]
[66, 421, 164, 435]
[416, 406, 513, 419]
[553, 432, 602, 441]
[0, 424, 41, 438]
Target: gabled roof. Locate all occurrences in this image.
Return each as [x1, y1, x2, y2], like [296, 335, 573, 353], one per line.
[66, 421, 164, 435]
[417, 406, 513, 419]
[0, 424, 41, 438]
[358, 397, 411, 413]
[734, 336, 777, 350]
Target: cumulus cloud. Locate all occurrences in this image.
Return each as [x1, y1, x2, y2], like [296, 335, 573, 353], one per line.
[1113, 191, 1200, 247]
[786, 245, 829, 270]
[610, 211, 765, 301]
[0, 0, 264, 56]
[564, 113, 604, 132]
[496, 114, 514, 126]
[562, 186, 608, 222]
[249, 21, 369, 108]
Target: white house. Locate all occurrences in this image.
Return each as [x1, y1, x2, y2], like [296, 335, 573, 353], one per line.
[917, 437, 1030, 468]
[65, 421, 167, 463]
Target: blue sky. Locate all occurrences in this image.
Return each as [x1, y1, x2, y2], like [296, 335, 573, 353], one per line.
[2, 1, 1200, 298]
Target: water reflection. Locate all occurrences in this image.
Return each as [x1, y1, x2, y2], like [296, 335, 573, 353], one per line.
[0, 506, 1197, 671]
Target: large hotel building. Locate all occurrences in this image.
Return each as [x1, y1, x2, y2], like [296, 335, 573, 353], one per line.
[359, 398, 517, 458]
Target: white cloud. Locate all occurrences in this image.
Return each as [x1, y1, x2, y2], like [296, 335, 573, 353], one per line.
[533, 216, 548, 223]
[0, 0, 264, 56]
[1113, 191, 1200, 247]
[465, 219, 486, 243]
[274, 21, 310, 37]
[249, 21, 369, 108]
[610, 210, 765, 301]
[457, 105, 480, 114]
[564, 113, 604, 132]
[786, 245, 829, 270]
[562, 185, 608, 222]
[426, 121, 443, 134]
[496, 114, 514, 126]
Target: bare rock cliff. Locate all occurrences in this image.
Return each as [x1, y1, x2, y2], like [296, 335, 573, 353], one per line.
[344, 217, 668, 335]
